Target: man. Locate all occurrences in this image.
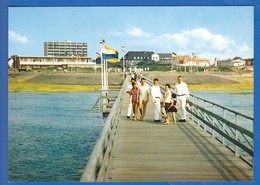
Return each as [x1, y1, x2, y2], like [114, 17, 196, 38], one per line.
[150, 78, 162, 122]
[173, 76, 190, 122]
[138, 78, 150, 121]
[126, 78, 136, 118]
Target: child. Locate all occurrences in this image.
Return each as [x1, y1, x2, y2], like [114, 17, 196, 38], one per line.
[167, 93, 177, 124]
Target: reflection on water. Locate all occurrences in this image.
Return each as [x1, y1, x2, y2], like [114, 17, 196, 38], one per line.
[8, 92, 104, 182]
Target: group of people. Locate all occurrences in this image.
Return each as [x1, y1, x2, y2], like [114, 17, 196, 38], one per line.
[126, 74, 190, 124]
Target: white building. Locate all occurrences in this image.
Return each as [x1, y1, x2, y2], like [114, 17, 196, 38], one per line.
[231, 59, 246, 66]
[151, 53, 160, 62]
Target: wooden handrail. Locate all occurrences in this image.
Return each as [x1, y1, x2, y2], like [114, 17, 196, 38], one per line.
[80, 78, 128, 182]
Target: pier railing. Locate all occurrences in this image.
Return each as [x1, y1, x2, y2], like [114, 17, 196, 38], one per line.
[188, 94, 253, 165]
[145, 76, 253, 165]
[80, 79, 128, 182]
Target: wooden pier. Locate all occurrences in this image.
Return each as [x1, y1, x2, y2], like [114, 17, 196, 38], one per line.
[81, 78, 253, 182]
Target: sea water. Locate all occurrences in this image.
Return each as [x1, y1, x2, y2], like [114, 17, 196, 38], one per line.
[8, 92, 104, 182]
[191, 90, 253, 117]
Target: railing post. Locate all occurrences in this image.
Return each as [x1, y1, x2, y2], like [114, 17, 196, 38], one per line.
[235, 113, 239, 157]
[212, 105, 215, 138]
[196, 98, 200, 127]
[222, 109, 226, 146]
[203, 101, 207, 132]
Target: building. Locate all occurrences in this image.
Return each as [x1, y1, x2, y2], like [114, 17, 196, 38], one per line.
[176, 55, 210, 67]
[44, 41, 88, 57]
[217, 57, 246, 67]
[123, 51, 154, 65]
[245, 58, 254, 66]
[8, 55, 94, 69]
[151, 53, 159, 62]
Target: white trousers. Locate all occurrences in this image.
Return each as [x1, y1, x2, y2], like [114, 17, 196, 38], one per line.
[127, 103, 132, 117]
[154, 98, 161, 120]
[177, 96, 187, 120]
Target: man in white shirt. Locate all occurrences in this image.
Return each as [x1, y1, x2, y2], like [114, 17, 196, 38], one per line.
[138, 78, 150, 121]
[173, 76, 190, 122]
[151, 78, 162, 122]
[126, 78, 136, 118]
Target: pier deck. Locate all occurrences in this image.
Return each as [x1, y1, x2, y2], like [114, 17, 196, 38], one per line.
[105, 92, 253, 181]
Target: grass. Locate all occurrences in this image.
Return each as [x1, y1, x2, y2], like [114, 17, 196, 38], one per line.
[8, 77, 101, 92]
[189, 83, 253, 91]
[188, 74, 253, 91]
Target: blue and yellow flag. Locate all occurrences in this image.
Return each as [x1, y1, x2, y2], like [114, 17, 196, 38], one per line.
[102, 45, 119, 63]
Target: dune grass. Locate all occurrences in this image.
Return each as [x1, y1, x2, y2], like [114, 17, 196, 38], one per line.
[189, 83, 253, 91]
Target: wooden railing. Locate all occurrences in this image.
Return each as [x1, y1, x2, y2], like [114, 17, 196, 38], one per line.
[80, 79, 128, 182]
[188, 94, 253, 165]
[145, 76, 254, 165]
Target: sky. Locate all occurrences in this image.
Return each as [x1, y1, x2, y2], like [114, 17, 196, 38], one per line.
[8, 6, 254, 63]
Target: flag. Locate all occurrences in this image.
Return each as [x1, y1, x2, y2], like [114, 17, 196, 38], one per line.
[102, 45, 119, 62]
[192, 53, 196, 58]
[172, 52, 177, 58]
[100, 39, 105, 44]
[107, 58, 119, 63]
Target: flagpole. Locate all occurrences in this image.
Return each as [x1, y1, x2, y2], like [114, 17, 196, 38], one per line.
[105, 59, 109, 90]
[100, 42, 104, 90]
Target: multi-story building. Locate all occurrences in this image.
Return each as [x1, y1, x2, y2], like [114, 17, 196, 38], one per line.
[44, 41, 88, 57]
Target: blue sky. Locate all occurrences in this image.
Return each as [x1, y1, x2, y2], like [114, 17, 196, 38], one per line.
[8, 6, 253, 63]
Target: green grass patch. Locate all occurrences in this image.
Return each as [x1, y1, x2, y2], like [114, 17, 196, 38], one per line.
[189, 83, 253, 91]
[9, 80, 101, 92]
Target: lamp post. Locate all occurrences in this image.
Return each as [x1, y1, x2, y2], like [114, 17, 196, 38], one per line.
[121, 45, 126, 79]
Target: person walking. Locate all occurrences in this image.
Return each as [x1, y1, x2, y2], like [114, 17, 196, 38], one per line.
[129, 82, 139, 121]
[173, 76, 190, 122]
[138, 78, 150, 121]
[151, 78, 162, 122]
[126, 78, 136, 119]
[164, 84, 172, 125]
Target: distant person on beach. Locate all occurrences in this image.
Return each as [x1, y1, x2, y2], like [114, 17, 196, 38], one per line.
[151, 78, 162, 122]
[129, 82, 139, 121]
[138, 78, 150, 121]
[173, 76, 190, 122]
[126, 78, 136, 119]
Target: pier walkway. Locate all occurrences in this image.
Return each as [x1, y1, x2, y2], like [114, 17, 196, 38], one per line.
[81, 78, 253, 182]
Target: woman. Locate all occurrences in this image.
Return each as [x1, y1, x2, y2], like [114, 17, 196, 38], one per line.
[164, 84, 177, 125]
[129, 82, 139, 121]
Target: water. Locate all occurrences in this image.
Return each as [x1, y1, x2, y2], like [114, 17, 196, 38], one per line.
[8, 92, 104, 182]
[191, 90, 254, 158]
[191, 90, 253, 117]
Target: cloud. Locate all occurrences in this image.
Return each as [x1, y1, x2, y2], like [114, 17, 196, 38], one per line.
[163, 28, 236, 52]
[160, 28, 253, 62]
[126, 27, 151, 37]
[9, 30, 31, 44]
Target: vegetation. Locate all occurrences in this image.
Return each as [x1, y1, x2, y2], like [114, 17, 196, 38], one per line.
[216, 66, 234, 72]
[189, 83, 253, 91]
[8, 77, 101, 92]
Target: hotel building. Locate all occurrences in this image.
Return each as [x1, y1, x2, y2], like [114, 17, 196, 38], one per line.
[44, 41, 88, 56]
